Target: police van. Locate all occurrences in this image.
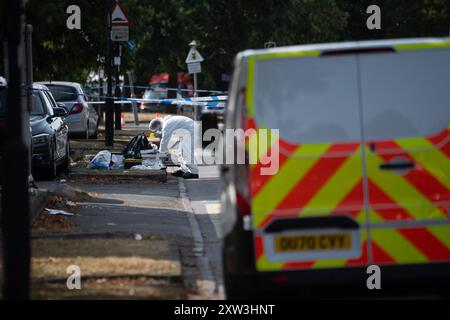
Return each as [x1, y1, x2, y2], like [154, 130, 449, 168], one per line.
[220, 38, 450, 298]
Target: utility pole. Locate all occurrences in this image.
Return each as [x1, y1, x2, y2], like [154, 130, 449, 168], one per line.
[98, 67, 104, 124]
[2, 0, 31, 299]
[105, 0, 114, 147]
[114, 44, 122, 130]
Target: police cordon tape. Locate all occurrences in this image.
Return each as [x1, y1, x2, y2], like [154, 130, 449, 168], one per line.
[87, 95, 227, 108]
[87, 84, 227, 94]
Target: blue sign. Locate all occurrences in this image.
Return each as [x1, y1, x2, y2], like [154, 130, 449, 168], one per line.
[127, 40, 136, 50]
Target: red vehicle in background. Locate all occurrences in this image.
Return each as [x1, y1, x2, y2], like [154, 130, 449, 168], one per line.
[140, 72, 194, 113]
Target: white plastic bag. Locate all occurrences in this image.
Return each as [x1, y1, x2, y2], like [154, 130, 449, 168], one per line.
[130, 159, 164, 170]
[87, 150, 111, 170]
[110, 154, 124, 169]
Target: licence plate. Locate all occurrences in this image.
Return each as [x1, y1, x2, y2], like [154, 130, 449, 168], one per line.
[274, 233, 352, 253]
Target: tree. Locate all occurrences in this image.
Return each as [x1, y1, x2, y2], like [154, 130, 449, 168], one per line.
[3, 0, 448, 90]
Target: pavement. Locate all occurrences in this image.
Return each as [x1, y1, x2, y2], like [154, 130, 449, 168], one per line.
[32, 162, 225, 299]
[23, 121, 227, 299]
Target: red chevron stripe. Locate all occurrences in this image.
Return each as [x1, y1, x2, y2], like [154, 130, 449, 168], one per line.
[331, 179, 364, 218]
[251, 146, 290, 196]
[367, 180, 415, 221]
[372, 241, 396, 264]
[254, 235, 264, 259]
[282, 261, 316, 269]
[428, 127, 450, 158]
[273, 143, 359, 212]
[373, 140, 449, 215]
[398, 228, 450, 261]
[369, 180, 450, 261]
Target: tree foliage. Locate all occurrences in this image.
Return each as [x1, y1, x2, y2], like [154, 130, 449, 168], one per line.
[1, 0, 449, 89]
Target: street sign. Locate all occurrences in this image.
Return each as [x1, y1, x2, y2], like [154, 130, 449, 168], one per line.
[111, 2, 129, 42]
[111, 26, 129, 41]
[187, 62, 202, 74]
[185, 47, 204, 63]
[111, 2, 129, 26]
[127, 39, 136, 50]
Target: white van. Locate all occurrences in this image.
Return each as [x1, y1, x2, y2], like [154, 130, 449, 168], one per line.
[221, 38, 450, 298]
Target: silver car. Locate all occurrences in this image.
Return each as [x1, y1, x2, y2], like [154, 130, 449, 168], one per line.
[38, 81, 99, 139]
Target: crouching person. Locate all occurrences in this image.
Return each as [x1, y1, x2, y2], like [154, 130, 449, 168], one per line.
[149, 116, 199, 179]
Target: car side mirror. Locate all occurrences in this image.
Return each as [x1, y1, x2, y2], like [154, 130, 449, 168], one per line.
[52, 107, 68, 117]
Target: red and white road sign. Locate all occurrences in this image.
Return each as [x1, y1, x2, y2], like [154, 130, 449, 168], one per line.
[111, 2, 129, 26]
[111, 2, 129, 42]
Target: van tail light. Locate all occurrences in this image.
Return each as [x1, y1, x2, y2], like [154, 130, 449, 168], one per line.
[69, 103, 84, 115]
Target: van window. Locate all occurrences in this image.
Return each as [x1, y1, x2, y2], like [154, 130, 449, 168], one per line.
[253, 55, 361, 144]
[360, 49, 450, 141]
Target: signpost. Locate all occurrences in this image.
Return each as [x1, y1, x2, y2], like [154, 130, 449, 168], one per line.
[111, 3, 128, 130]
[111, 2, 129, 42]
[185, 41, 204, 120]
[106, 1, 129, 145]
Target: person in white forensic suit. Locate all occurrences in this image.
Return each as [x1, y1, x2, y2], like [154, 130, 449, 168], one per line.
[149, 115, 199, 179]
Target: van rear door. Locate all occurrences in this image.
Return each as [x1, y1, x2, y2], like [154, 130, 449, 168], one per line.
[248, 52, 368, 272]
[360, 45, 450, 265]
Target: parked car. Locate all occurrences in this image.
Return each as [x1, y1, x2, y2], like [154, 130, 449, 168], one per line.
[140, 88, 166, 113]
[0, 76, 34, 185]
[221, 38, 450, 299]
[30, 84, 70, 179]
[38, 81, 99, 139]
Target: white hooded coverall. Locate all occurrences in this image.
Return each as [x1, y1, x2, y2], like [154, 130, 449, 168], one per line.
[159, 116, 199, 174]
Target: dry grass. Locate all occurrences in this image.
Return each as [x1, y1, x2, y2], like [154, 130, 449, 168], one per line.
[29, 238, 184, 299]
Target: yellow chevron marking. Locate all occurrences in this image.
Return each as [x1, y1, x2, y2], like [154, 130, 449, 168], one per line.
[370, 211, 428, 263]
[252, 144, 330, 228]
[300, 149, 363, 218]
[366, 149, 447, 220]
[255, 50, 321, 61]
[394, 42, 450, 51]
[256, 255, 283, 271]
[395, 137, 450, 190]
[427, 225, 450, 249]
[246, 56, 255, 117]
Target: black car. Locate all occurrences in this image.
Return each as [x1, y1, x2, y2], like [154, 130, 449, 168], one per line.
[0, 76, 35, 185]
[30, 84, 70, 179]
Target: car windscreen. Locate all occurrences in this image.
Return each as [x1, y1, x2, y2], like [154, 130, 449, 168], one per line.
[0, 89, 6, 117]
[31, 92, 46, 116]
[46, 85, 79, 102]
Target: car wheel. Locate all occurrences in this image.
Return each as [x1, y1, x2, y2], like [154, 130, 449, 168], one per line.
[90, 121, 99, 139]
[45, 141, 58, 180]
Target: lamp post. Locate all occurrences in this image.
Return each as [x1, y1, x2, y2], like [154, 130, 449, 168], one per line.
[105, 0, 114, 146]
